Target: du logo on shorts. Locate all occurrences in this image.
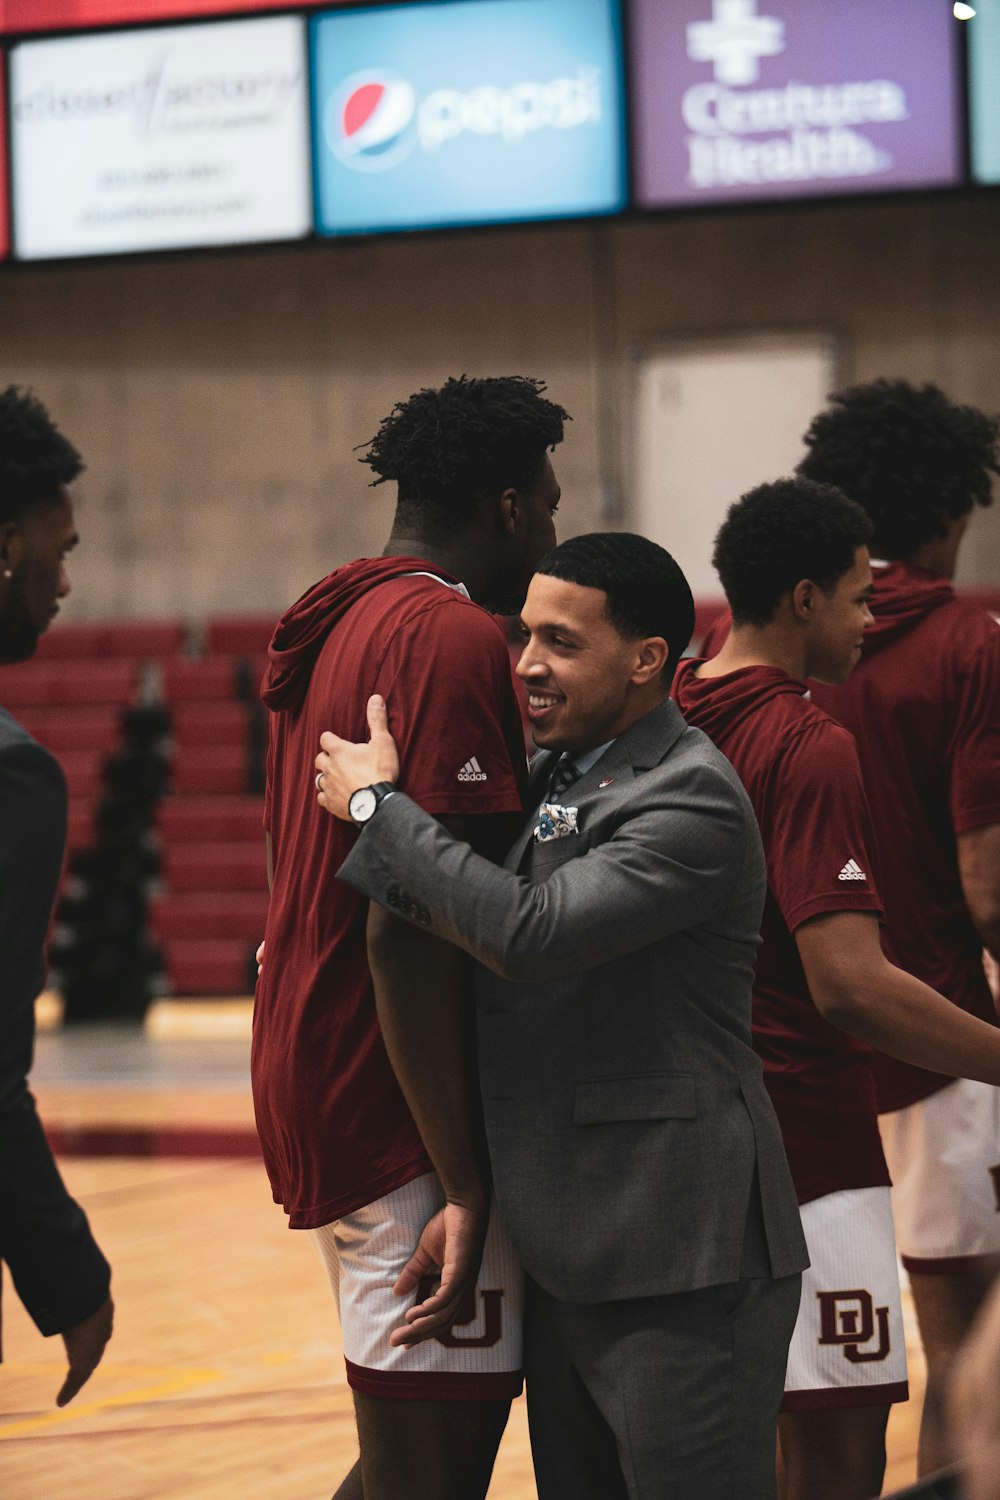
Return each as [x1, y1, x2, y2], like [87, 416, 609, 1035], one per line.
[817, 1288, 891, 1364]
[310, 0, 626, 236]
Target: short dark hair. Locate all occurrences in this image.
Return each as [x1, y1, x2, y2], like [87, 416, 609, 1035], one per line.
[798, 378, 999, 558]
[713, 479, 873, 627]
[0, 386, 83, 525]
[535, 532, 695, 679]
[360, 374, 568, 528]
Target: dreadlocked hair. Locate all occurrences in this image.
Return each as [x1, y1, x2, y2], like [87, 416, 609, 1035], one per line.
[359, 375, 569, 528]
[0, 386, 83, 525]
[798, 378, 999, 559]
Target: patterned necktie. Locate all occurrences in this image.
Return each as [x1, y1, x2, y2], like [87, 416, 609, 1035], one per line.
[546, 756, 581, 803]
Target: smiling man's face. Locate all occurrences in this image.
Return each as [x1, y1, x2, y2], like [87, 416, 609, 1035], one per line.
[516, 572, 658, 755]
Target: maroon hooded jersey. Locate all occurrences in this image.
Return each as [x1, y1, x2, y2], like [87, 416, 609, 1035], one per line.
[254, 558, 526, 1227]
[673, 660, 888, 1205]
[810, 563, 1000, 1113]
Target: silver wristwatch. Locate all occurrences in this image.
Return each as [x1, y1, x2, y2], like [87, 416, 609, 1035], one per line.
[348, 781, 397, 826]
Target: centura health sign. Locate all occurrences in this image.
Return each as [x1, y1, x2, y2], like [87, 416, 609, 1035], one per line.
[10, 16, 311, 259]
[630, 0, 962, 209]
[310, 0, 626, 236]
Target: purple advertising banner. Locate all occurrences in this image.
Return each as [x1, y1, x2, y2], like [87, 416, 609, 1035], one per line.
[631, 0, 962, 209]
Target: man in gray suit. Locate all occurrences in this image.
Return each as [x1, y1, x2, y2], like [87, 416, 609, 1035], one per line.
[314, 533, 807, 1500]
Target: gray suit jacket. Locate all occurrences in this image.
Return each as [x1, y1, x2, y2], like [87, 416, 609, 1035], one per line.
[340, 699, 807, 1304]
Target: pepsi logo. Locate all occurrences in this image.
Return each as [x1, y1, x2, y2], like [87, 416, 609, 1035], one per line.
[325, 72, 417, 171]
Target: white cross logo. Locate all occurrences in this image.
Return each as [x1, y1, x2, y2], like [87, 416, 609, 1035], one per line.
[687, 0, 785, 87]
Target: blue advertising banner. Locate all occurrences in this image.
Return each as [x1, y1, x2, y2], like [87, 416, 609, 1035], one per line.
[310, 0, 626, 236]
[969, 6, 1000, 185]
[630, 0, 963, 209]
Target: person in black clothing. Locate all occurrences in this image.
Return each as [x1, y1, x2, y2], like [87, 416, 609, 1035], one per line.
[0, 386, 113, 1405]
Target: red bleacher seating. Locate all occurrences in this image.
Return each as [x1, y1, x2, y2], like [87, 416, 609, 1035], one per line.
[171, 702, 248, 748]
[66, 800, 97, 854]
[149, 891, 268, 942]
[16, 706, 123, 756]
[171, 745, 250, 795]
[153, 630, 270, 993]
[204, 615, 275, 656]
[162, 659, 242, 701]
[0, 660, 138, 707]
[157, 794, 264, 844]
[57, 750, 107, 800]
[35, 619, 187, 661]
[158, 938, 253, 995]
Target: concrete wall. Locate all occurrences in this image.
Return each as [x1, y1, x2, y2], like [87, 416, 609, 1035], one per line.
[2, 188, 998, 622]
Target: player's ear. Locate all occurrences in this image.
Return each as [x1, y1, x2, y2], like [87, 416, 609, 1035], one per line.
[498, 487, 519, 538]
[632, 636, 669, 685]
[0, 520, 23, 578]
[791, 579, 814, 622]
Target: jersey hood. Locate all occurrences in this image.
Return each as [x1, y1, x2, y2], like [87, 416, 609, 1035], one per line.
[261, 556, 462, 713]
[672, 659, 807, 741]
[861, 562, 955, 651]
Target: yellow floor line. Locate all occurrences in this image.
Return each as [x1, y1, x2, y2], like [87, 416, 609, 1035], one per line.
[0, 1367, 222, 1440]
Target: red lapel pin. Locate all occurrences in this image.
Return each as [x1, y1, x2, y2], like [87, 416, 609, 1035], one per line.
[599, 778, 614, 788]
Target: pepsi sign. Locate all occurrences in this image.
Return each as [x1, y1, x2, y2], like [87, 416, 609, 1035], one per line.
[310, 0, 626, 236]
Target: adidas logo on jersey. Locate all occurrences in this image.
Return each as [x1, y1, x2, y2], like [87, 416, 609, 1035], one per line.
[838, 859, 867, 881]
[458, 756, 488, 783]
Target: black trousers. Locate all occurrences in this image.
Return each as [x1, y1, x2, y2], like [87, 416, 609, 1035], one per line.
[524, 1271, 801, 1500]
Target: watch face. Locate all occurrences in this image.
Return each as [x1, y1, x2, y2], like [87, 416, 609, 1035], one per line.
[349, 786, 378, 823]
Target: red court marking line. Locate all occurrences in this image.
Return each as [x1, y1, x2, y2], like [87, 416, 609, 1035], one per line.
[44, 1124, 261, 1159]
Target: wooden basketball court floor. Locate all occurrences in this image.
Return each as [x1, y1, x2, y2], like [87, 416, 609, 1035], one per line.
[0, 1003, 926, 1500]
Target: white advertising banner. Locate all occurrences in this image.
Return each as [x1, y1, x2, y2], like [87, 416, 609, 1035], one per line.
[10, 16, 310, 259]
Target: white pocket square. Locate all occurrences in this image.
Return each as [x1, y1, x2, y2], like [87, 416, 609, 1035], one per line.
[533, 803, 579, 843]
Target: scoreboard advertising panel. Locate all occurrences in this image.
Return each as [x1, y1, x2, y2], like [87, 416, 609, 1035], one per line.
[629, 0, 963, 210]
[0, 58, 8, 258]
[968, 5, 1000, 186]
[9, 16, 312, 259]
[309, 0, 627, 236]
[0, 1, 342, 33]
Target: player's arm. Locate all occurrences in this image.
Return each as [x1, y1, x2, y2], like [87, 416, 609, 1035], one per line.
[366, 839, 491, 1345]
[957, 823, 1000, 960]
[796, 911, 1000, 1082]
[319, 699, 755, 984]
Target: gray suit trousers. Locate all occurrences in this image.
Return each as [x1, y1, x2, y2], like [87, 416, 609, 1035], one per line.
[525, 1269, 802, 1500]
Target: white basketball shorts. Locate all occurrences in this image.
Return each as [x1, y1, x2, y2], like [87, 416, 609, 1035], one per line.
[879, 1077, 1000, 1272]
[783, 1186, 908, 1410]
[311, 1172, 523, 1401]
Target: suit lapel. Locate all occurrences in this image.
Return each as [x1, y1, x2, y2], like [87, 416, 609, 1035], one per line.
[505, 700, 688, 872]
[505, 751, 558, 870]
[506, 740, 636, 872]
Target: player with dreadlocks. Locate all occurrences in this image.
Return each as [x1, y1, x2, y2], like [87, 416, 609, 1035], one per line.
[801, 380, 1000, 1478]
[253, 376, 568, 1500]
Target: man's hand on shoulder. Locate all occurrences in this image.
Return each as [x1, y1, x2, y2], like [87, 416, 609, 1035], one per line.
[56, 1292, 114, 1407]
[389, 1199, 489, 1349]
[316, 694, 401, 820]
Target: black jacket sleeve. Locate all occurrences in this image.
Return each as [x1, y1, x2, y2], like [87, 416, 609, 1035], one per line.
[0, 728, 111, 1347]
